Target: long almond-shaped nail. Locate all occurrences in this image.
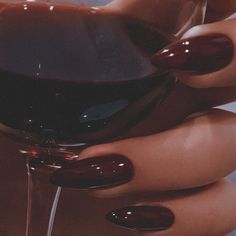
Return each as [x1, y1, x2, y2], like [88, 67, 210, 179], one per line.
[106, 206, 175, 231]
[151, 34, 233, 74]
[50, 155, 134, 189]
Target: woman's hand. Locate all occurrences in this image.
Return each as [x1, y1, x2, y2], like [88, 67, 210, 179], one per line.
[51, 1, 236, 235]
[51, 92, 236, 236]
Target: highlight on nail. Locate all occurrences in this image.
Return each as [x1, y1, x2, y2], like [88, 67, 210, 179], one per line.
[106, 205, 175, 231]
[151, 34, 234, 74]
[50, 154, 134, 189]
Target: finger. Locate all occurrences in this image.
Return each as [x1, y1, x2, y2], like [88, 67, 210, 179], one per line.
[51, 109, 236, 198]
[122, 84, 236, 139]
[105, 0, 202, 27]
[152, 19, 236, 88]
[106, 180, 236, 236]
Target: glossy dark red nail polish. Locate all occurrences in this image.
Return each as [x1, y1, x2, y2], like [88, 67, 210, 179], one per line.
[50, 155, 134, 189]
[106, 206, 175, 231]
[151, 34, 234, 74]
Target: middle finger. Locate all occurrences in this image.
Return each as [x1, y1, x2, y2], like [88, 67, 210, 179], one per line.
[51, 109, 236, 198]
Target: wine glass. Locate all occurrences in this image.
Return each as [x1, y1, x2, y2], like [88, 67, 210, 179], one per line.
[0, 0, 207, 235]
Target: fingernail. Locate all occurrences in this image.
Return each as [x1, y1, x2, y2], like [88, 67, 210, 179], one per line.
[151, 34, 234, 74]
[106, 206, 175, 231]
[50, 155, 134, 189]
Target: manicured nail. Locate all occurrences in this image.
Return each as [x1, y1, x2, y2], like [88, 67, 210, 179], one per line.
[151, 34, 234, 74]
[50, 155, 134, 189]
[106, 206, 175, 231]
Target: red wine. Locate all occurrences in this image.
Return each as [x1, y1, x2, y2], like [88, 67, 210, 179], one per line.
[0, 2, 174, 145]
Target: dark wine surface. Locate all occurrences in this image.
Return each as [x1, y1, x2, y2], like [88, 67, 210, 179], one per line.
[0, 2, 174, 145]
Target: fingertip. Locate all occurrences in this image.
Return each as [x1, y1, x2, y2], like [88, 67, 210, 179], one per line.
[152, 34, 233, 79]
[171, 23, 235, 88]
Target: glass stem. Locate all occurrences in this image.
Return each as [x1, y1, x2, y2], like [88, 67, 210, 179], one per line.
[26, 158, 61, 236]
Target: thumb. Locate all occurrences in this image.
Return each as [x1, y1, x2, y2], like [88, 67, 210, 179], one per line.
[152, 18, 236, 88]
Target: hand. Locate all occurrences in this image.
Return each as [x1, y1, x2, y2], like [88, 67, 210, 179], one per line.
[51, 1, 236, 235]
